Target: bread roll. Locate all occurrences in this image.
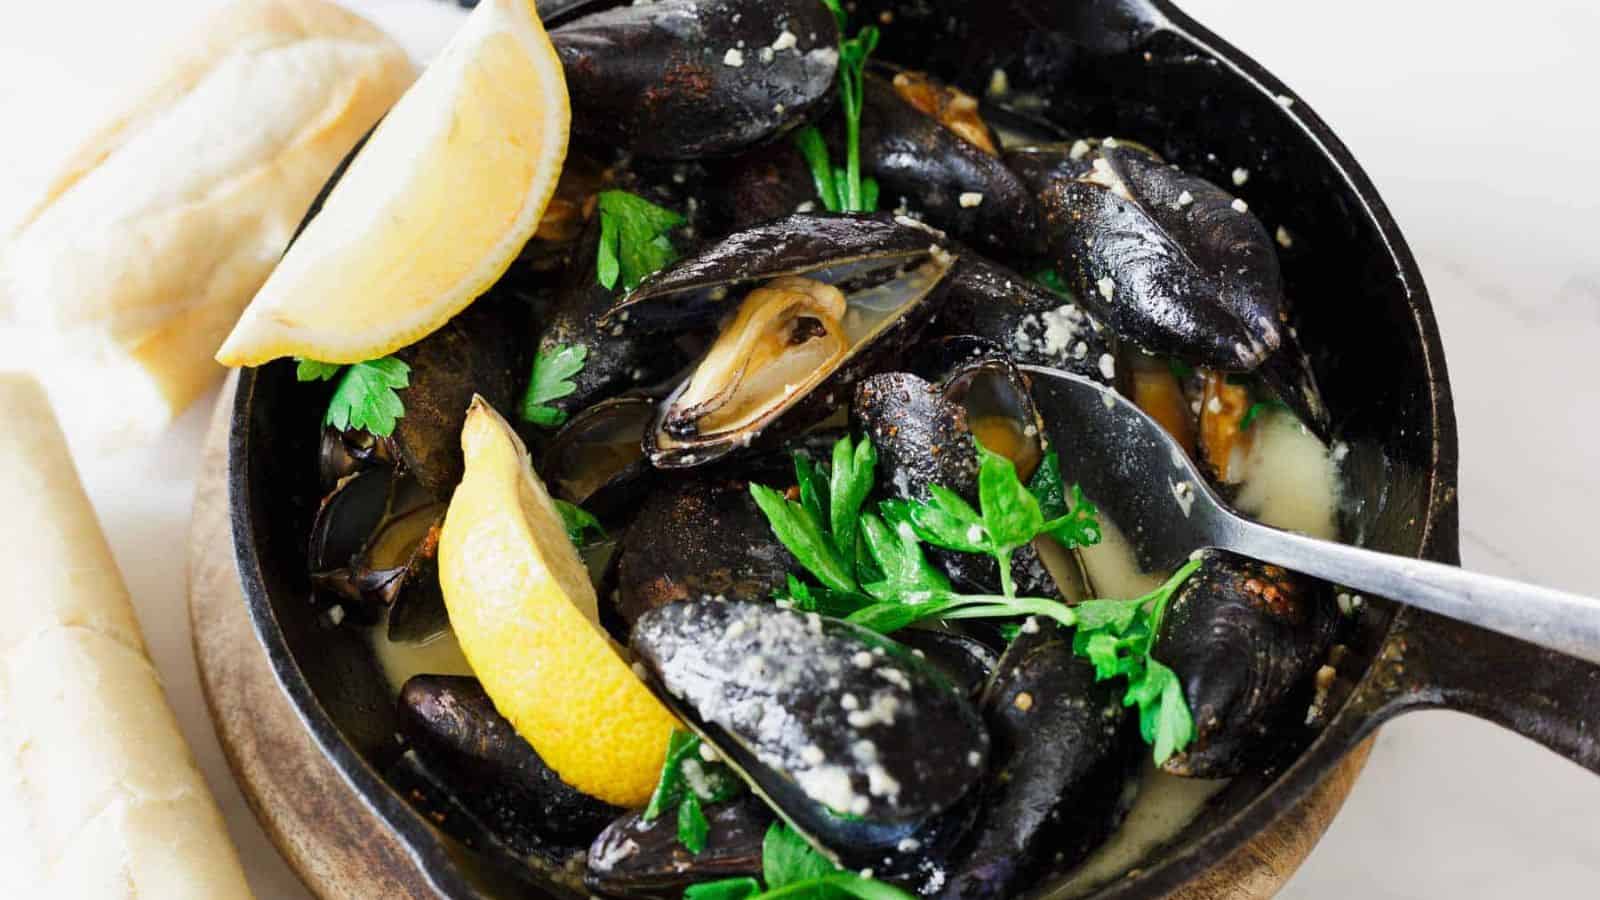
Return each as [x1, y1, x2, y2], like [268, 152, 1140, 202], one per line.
[0, 0, 414, 449]
[0, 373, 252, 897]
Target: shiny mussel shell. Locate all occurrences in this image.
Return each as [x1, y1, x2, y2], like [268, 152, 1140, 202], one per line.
[1154, 550, 1339, 778]
[539, 395, 656, 519]
[586, 796, 772, 898]
[631, 601, 989, 870]
[552, 0, 839, 159]
[611, 475, 796, 628]
[1008, 142, 1285, 372]
[936, 257, 1117, 386]
[936, 624, 1138, 898]
[618, 214, 957, 468]
[399, 675, 621, 850]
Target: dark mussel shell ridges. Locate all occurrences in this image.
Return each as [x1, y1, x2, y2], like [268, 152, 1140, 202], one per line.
[552, 0, 839, 160]
[398, 676, 621, 852]
[587, 796, 772, 898]
[936, 624, 1138, 899]
[631, 601, 989, 873]
[1154, 550, 1340, 778]
[1008, 142, 1285, 373]
[855, 70, 1047, 256]
[937, 257, 1118, 386]
[611, 475, 796, 628]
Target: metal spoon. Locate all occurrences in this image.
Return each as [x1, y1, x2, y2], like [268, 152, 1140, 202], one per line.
[1024, 366, 1600, 666]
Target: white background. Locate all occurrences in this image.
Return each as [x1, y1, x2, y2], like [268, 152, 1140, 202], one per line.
[2, 0, 1598, 897]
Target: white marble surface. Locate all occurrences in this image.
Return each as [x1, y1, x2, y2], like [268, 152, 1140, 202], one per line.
[2, 0, 1598, 897]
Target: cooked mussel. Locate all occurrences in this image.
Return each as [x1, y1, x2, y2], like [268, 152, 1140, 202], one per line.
[1008, 141, 1285, 372]
[937, 258, 1118, 386]
[539, 395, 656, 520]
[308, 468, 446, 632]
[398, 675, 621, 851]
[854, 69, 1046, 254]
[631, 600, 988, 872]
[615, 214, 957, 468]
[533, 219, 693, 422]
[1154, 551, 1339, 777]
[937, 624, 1138, 898]
[587, 796, 772, 898]
[612, 475, 796, 628]
[894, 628, 999, 702]
[552, 0, 839, 159]
[713, 141, 819, 230]
[317, 426, 393, 492]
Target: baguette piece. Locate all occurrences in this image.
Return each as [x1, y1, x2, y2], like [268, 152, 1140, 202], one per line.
[0, 374, 252, 897]
[0, 0, 414, 449]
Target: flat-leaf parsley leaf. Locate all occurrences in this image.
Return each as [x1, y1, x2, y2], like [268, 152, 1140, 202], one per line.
[596, 190, 686, 292]
[305, 356, 410, 437]
[521, 344, 588, 428]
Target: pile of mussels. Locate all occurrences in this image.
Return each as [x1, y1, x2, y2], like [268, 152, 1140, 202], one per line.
[305, 0, 1345, 895]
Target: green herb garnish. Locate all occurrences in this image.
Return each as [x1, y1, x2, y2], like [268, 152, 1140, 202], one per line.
[297, 356, 411, 437]
[552, 499, 605, 547]
[596, 190, 686, 291]
[643, 729, 743, 854]
[1167, 358, 1196, 380]
[789, 0, 880, 214]
[685, 823, 915, 900]
[1239, 398, 1291, 430]
[1032, 269, 1071, 297]
[748, 433, 1198, 764]
[520, 344, 588, 428]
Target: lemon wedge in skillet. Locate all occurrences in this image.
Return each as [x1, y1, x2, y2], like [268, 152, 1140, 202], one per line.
[215, 0, 569, 366]
[438, 398, 678, 807]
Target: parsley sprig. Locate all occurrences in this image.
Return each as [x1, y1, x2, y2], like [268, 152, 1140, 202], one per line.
[295, 356, 411, 437]
[552, 499, 605, 547]
[643, 730, 743, 854]
[685, 822, 914, 900]
[789, 0, 881, 213]
[749, 433, 1198, 764]
[596, 190, 685, 292]
[521, 344, 588, 428]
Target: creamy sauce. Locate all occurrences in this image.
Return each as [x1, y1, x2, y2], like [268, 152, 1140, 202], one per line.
[1053, 767, 1230, 898]
[1234, 409, 1341, 540]
[373, 618, 473, 690]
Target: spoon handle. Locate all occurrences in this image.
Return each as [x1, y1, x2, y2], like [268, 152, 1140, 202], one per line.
[1226, 522, 1600, 667]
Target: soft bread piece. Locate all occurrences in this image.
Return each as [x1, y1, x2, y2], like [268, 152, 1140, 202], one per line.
[0, 0, 414, 449]
[0, 374, 252, 897]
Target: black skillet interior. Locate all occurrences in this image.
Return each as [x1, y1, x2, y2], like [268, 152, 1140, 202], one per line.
[230, 0, 1454, 896]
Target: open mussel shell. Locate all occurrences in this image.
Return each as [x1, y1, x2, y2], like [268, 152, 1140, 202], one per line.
[552, 0, 839, 160]
[539, 395, 656, 520]
[317, 426, 394, 493]
[631, 601, 989, 871]
[399, 676, 621, 851]
[611, 475, 796, 629]
[621, 214, 958, 468]
[937, 257, 1118, 386]
[936, 624, 1139, 899]
[854, 69, 1046, 255]
[1154, 551, 1339, 778]
[586, 796, 771, 898]
[308, 466, 447, 630]
[1008, 142, 1285, 373]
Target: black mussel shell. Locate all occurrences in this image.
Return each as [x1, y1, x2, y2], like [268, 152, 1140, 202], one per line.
[586, 796, 771, 898]
[937, 624, 1138, 898]
[317, 426, 394, 493]
[534, 219, 693, 422]
[894, 629, 1000, 702]
[713, 141, 818, 230]
[854, 70, 1046, 255]
[552, 0, 839, 159]
[390, 297, 523, 498]
[308, 466, 448, 629]
[398, 676, 621, 851]
[631, 601, 989, 870]
[307, 468, 393, 622]
[624, 215, 957, 469]
[1257, 323, 1333, 440]
[539, 395, 657, 521]
[1155, 551, 1339, 778]
[938, 257, 1118, 386]
[1009, 143, 1285, 372]
[612, 476, 795, 628]
[852, 363, 1067, 601]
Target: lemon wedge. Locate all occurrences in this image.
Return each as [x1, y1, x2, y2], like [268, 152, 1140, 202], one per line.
[438, 398, 678, 806]
[215, 0, 569, 366]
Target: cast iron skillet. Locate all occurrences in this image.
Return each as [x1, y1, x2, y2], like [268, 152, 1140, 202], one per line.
[228, 0, 1600, 896]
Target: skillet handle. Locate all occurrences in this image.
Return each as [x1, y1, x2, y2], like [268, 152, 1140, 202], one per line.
[1369, 606, 1600, 774]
